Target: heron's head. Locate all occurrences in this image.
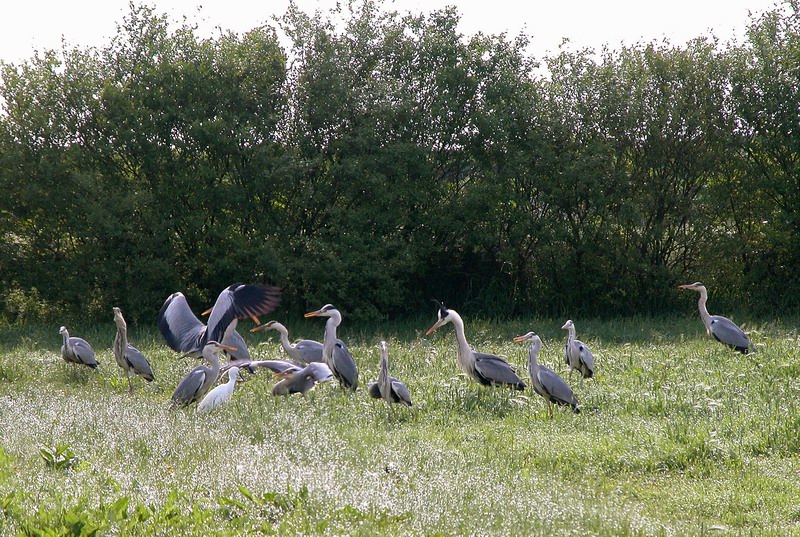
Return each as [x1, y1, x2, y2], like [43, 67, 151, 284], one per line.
[678, 282, 706, 293]
[425, 300, 453, 335]
[304, 304, 338, 318]
[58, 326, 68, 336]
[379, 340, 387, 352]
[513, 331, 539, 343]
[112, 306, 125, 324]
[561, 319, 574, 330]
[251, 320, 278, 333]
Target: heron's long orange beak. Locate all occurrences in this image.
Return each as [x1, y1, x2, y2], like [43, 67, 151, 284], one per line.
[425, 319, 444, 336]
[219, 344, 237, 351]
[304, 310, 321, 318]
[677, 284, 691, 289]
[201, 307, 213, 316]
[274, 369, 296, 378]
[512, 336, 528, 343]
[251, 316, 261, 325]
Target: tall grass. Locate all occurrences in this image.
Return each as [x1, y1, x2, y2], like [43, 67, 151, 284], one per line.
[0, 316, 798, 535]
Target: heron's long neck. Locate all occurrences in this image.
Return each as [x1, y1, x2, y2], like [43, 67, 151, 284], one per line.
[113, 324, 128, 358]
[61, 331, 69, 346]
[566, 326, 576, 344]
[450, 313, 474, 371]
[323, 316, 339, 362]
[527, 340, 541, 379]
[276, 325, 294, 353]
[378, 352, 390, 393]
[204, 352, 221, 372]
[697, 289, 713, 332]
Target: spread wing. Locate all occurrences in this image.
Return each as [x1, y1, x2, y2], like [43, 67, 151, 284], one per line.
[206, 283, 282, 345]
[158, 292, 205, 354]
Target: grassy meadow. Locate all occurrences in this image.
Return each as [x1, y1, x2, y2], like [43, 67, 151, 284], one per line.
[0, 315, 799, 535]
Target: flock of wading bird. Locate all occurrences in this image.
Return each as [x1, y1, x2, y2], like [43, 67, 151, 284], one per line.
[56, 281, 753, 416]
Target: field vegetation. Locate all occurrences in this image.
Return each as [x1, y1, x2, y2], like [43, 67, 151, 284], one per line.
[0, 316, 798, 535]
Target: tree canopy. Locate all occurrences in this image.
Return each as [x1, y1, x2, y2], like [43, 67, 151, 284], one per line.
[1, 0, 799, 322]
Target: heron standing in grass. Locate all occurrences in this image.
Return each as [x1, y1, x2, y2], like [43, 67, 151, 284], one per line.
[368, 341, 412, 408]
[425, 301, 525, 390]
[678, 282, 752, 354]
[304, 305, 359, 391]
[197, 366, 240, 413]
[112, 307, 155, 392]
[561, 319, 595, 379]
[59, 326, 98, 369]
[513, 331, 579, 416]
[171, 341, 234, 408]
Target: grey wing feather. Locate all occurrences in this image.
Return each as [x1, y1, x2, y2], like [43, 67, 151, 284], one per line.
[125, 344, 154, 381]
[222, 330, 251, 363]
[295, 340, 324, 363]
[206, 284, 282, 345]
[538, 365, 577, 407]
[474, 354, 525, 388]
[391, 379, 412, 406]
[304, 362, 333, 382]
[172, 368, 208, 405]
[249, 360, 301, 374]
[576, 340, 595, 374]
[331, 342, 358, 390]
[71, 338, 98, 367]
[158, 292, 205, 354]
[710, 316, 750, 352]
[367, 382, 381, 399]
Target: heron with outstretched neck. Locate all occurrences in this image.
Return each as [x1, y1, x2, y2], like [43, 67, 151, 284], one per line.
[678, 282, 751, 354]
[425, 300, 525, 390]
[250, 321, 324, 364]
[112, 307, 155, 392]
[368, 341, 412, 408]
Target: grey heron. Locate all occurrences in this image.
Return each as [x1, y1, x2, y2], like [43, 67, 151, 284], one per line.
[678, 282, 751, 353]
[59, 326, 98, 369]
[513, 332, 579, 415]
[112, 307, 155, 392]
[197, 366, 240, 413]
[561, 320, 595, 379]
[367, 341, 412, 407]
[157, 283, 281, 364]
[171, 341, 234, 408]
[250, 321, 324, 363]
[271, 362, 334, 396]
[425, 301, 525, 390]
[304, 305, 359, 391]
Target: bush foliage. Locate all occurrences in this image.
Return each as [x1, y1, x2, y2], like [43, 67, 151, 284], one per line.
[1, 0, 799, 322]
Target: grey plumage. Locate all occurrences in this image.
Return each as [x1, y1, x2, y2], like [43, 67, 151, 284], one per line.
[561, 319, 595, 379]
[367, 341, 412, 407]
[304, 305, 359, 391]
[250, 321, 325, 364]
[271, 362, 334, 396]
[157, 283, 281, 363]
[59, 326, 98, 369]
[514, 332, 579, 415]
[678, 282, 751, 354]
[171, 341, 233, 408]
[112, 307, 154, 392]
[425, 302, 525, 390]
